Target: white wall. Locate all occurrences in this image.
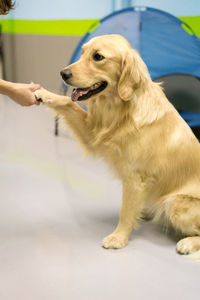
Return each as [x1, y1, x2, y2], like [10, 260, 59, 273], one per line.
[133, 0, 200, 16]
[1, 0, 199, 20]
[1, 0, 112, 19]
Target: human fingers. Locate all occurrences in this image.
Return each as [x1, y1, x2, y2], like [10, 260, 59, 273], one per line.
[29, 84, 41, 92]
[34, 99, 41, 105]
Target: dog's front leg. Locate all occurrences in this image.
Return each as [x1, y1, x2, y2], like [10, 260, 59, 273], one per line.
[35, 88, 92, 149]
[102, 180, 145, 249]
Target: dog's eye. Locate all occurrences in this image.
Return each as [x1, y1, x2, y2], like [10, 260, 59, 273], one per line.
[93, 53, 105, 61]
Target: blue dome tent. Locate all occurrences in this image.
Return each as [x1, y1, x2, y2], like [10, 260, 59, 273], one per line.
[62, 7, 200, 133]
[70, 7, 200, 80]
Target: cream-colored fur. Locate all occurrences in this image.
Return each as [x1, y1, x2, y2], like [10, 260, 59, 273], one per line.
[35, 34, 200, 258]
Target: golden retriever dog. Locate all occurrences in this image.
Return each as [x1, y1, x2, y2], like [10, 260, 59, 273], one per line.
[35, 34, 200, 258]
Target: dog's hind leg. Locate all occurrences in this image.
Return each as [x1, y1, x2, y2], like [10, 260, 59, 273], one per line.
[161, 193, 200, 255]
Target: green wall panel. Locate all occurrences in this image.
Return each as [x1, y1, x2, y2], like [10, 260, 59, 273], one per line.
[0, 19, 98, 36]
[0, 16, 199, 37]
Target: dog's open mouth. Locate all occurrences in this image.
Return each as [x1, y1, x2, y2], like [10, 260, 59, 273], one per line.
[71, 81, 107, 102]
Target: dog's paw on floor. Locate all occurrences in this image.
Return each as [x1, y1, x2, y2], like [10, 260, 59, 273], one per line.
[176, 236, 200, 255]
[102, 233, 128, 249]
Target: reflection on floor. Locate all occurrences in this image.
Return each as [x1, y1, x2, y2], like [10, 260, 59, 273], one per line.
[0, 95, 200, 300]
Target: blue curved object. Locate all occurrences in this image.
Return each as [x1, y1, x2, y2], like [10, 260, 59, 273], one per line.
[69, 7, 200, 80]
[179, 111, 200, 128]
[66, 7, 200, 128]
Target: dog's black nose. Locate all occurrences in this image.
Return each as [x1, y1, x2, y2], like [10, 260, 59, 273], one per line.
[60, 69, 72, 81]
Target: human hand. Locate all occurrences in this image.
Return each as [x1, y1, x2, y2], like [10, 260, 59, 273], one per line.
[8, 82, 41, 106]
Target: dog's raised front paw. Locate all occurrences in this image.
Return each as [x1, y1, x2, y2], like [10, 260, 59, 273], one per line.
[102, 233, 128, 249]
[34, 89, 53, 104]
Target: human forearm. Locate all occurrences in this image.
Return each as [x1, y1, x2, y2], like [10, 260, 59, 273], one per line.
[0, 79, 41, 106]
[0, 79, 14, 96]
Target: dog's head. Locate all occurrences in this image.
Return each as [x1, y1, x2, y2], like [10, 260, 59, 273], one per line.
[61, 34, 151, 102]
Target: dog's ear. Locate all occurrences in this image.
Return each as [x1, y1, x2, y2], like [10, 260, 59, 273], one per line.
[118, 49, 150, 101]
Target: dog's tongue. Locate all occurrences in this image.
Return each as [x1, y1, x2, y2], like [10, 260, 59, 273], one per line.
[71, 88, 90, 102]
[71, 82, 102, 102]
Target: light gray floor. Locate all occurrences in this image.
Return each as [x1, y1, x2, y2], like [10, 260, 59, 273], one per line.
[0, 95, 200, 300]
